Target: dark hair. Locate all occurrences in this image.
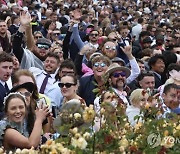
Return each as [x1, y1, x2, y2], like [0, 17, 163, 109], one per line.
[59, 59, 76, 74]
[148, 54, 165, 69]
[162, 51, 177, 67]
[167, 63, 180, 72]
[46, 52, 60, 64]
[4, 93, 26, 113]
[137, 71, 154, 81]
[138, 17, 144, 24]
[0, 52, 13, 63]
[55, 59, 77, 81]
[60, 74, 78, 85]
[163, 83, 178, 94]
[139, 31, 151, 41]
[136, 59, 144, 64]
[44, 20, 53, 30]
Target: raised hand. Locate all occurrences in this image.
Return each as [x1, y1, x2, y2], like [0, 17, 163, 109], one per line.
[120, 45, 133, 59]
[20, 11, 32, 26]
[35, 105, 50, 123]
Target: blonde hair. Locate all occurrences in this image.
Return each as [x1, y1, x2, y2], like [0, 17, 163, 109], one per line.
[129, 89, 149, 106]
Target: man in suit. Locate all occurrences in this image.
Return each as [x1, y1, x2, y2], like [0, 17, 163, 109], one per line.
[0, 52, 13, 119]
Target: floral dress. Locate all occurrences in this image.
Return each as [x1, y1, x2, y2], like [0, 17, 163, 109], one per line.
[0, 118, 29, 151]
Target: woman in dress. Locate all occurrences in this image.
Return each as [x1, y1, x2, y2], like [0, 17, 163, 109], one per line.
[0, 92, 49, 151]
[126, 89, 150, 126]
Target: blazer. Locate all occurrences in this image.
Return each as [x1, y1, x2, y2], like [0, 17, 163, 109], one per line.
[0, 83, 7, 119]
[78, 75, 97, 106]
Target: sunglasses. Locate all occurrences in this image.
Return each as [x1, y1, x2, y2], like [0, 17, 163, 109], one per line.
[20, 91, 32, 97]
[58, 82, 76, 88]
[90, 33, 98, 37]
[112, 72, 126, 78]
[93, 62, 107, 68]
[37, 44, 49, 49]
[105, 45, 116, 50]
[53, 33, 60, 36]
[35, 36, 42, 39]
[61, 71, 74, 75]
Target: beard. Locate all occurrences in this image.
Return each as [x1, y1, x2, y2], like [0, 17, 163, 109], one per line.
[112, 78, 125, 89]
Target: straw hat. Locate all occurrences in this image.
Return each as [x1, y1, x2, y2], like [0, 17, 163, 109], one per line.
[105, 63, 131, 78]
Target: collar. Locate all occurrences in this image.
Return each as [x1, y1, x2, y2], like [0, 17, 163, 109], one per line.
[0, 80, 5, 86]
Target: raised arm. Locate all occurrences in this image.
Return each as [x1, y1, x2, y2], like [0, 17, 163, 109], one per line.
[121, 45, 140, 84]
[20, 11, 36, 51]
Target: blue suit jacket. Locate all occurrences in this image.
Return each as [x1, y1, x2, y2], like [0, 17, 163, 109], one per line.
[0, 83, 7, 119]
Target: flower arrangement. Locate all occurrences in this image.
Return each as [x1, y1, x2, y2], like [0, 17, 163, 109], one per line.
[0, 97, 179, 154]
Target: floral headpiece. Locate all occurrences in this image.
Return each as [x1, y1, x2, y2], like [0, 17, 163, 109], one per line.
[3, 92, 26, 106]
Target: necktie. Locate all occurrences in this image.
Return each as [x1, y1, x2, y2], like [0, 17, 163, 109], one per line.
[39, 74, 50, 94]
[4, 82, 9, 93]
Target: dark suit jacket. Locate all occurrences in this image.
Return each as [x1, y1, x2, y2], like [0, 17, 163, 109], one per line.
[153, 73, 163, 89]
[78, 75, 97, 106]
[0, 83, 7, 119]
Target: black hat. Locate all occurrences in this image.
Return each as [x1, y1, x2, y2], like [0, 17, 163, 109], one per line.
[36, 38, 51, 47]
[143, 37, 152, 44]
[9, 82, 35, 94]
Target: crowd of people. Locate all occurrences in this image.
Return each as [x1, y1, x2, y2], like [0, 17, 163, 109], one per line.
[0, 0, 179, 152]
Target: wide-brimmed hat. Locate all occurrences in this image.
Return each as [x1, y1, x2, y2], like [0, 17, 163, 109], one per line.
[105, 63, 131, 78]
[9, 82, 35, 94]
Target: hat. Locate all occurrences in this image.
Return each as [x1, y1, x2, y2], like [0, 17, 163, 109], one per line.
[9, 82, 35, 94]
[111, 57, 125, 66]
[36, 38, 51, 47]
[105, 63, 131, 78]
[143, 37, 152, 44]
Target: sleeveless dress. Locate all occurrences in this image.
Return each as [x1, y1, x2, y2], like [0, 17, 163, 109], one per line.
[0, 118, 29, 151]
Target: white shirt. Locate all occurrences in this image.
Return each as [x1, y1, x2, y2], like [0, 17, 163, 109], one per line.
[127, 58, 140, 84]
[29, 67, 63, 108]
[131, 24, 142, 40]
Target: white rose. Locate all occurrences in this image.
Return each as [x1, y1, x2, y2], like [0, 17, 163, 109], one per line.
[74, 113, 81, 119]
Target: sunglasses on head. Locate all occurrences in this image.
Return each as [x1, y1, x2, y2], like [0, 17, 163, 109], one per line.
[105, 45, 116, 50]
[58, 82, 76, 88]
[37, 44, 49, 49]
[20, 91, 32, 97]
[112, 72, 126, 78]
[93, 62, 107, 68]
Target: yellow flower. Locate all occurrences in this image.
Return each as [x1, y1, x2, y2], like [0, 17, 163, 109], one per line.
[50, 148, 58, 154]
[83, 107, 95, 123]
[119, 137, 129, 149]
[83, 132, 91, 139]
[74, 113, 81, 119]
[176, 124, 180, 130]
[70, 127, 78, 135]
[134, 122, 142, 130]
[100, 108, 105, 114]
[71, 137, 88, 149]
[164, 130, 169, 136]
[145, 103, 150, 109]
[15, 148, 21, 153]
[161, 136, 175, 148]
[0, 148, 3, 154]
